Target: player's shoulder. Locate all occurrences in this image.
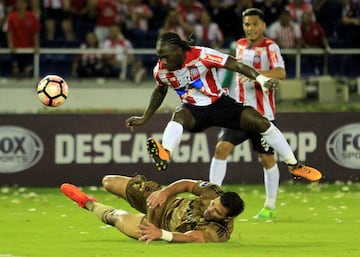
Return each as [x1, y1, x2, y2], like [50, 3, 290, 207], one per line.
[196, 181, 224, 196]
[193, 45, 212, 54]
[262, 37, 281, 48]
[234, 38, 250, 50]
[236, 38, 248, 45]
[197, 46, 227, 61]
[187, 45, 203, 57]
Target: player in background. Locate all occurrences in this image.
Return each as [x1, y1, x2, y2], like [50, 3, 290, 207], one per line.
[125, 31, 322, 183]
[60, 174, 244, 243]
[6, 0, 40, 78]
[209, 8, 285, 219]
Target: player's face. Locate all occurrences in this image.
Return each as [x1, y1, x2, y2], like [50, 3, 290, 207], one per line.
[156, 43, 185, 71]
[203, 197, 229, 221]
[242, 15, 265, 45]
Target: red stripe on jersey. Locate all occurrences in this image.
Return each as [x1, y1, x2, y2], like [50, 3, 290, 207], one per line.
[239, 81, 245, 103]
[186, 96, 196, 105]
[166, 72, 178, 88]
[255, 82, 265, 115]
[184, 47, 202, 67]
[266, 46, 276, 69]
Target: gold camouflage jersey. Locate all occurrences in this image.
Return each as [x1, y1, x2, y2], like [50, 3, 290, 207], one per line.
[126, 176, 234, 242]
[160, 181, 233, 242]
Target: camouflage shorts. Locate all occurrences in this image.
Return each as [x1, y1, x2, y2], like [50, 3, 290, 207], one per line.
[125, 175, 161, 214]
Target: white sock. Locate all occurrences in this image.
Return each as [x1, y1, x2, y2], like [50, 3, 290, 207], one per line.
[261, 122, 297, 165]
[162, 121, 183, 155]
[209, 157, 227, 186]
[263, 164, 280, 210]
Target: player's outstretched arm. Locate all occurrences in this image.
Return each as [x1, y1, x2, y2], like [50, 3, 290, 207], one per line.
[125, 85, 168, 131]
[224, 56, 280, 91]
[137, 220, 206, 244]
[260, 67, 286, 80]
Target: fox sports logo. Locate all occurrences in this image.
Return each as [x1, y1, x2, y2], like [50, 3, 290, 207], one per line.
[326, 123, 360, 169]
[0, 126, 44, 173]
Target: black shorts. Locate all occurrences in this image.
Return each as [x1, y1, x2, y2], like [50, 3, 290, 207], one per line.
[219, 121, 277, 154]
[183, 94, 250, 133]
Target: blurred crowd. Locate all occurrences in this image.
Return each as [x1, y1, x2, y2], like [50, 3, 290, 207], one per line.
[0, 0, 359, 79]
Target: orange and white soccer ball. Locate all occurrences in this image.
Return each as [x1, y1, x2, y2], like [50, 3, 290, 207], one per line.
[36, 75, 69, 107]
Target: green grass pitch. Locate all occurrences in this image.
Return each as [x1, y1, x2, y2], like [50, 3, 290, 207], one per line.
[1, 181, 359, 257]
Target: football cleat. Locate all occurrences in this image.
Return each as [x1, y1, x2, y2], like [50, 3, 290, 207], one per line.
[146, 137, 170, 171]
[253, 207, 277, 219]
[60, 183, 97, 208]
[288, 163, 322, 182]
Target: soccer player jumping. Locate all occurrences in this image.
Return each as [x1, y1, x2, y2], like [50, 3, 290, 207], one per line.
[125, 31, 322, 182]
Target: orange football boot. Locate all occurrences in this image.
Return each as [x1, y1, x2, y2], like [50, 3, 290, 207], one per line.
[146, 137, 170, 171]
[288, 163, 323, 182]
[60, 183, 97, 208]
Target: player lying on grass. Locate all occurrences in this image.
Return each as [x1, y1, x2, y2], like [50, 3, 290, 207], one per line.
[61, 174, 244, 244]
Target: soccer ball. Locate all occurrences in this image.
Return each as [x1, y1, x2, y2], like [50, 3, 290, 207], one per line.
[36, 75, 69, 107]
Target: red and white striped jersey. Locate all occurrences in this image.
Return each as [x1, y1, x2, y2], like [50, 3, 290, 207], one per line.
[153, 46, 228, 106]
[101, 37, 133, 62]
[233, 38, 284, 120]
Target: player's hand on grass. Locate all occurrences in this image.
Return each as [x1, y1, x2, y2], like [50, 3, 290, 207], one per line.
[137, 219, 162, 244]
[146, 189, 169, 209]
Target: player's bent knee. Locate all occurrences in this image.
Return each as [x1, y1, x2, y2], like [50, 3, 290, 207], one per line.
[102, 175, 130, 197]
[102, 175, 116, 189]
[258, 117, 271, 132]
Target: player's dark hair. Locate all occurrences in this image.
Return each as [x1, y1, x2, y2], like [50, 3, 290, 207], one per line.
[157, 32, 192, 51]
[220, 192, 245, 217]
[242, 8, 265, 21]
